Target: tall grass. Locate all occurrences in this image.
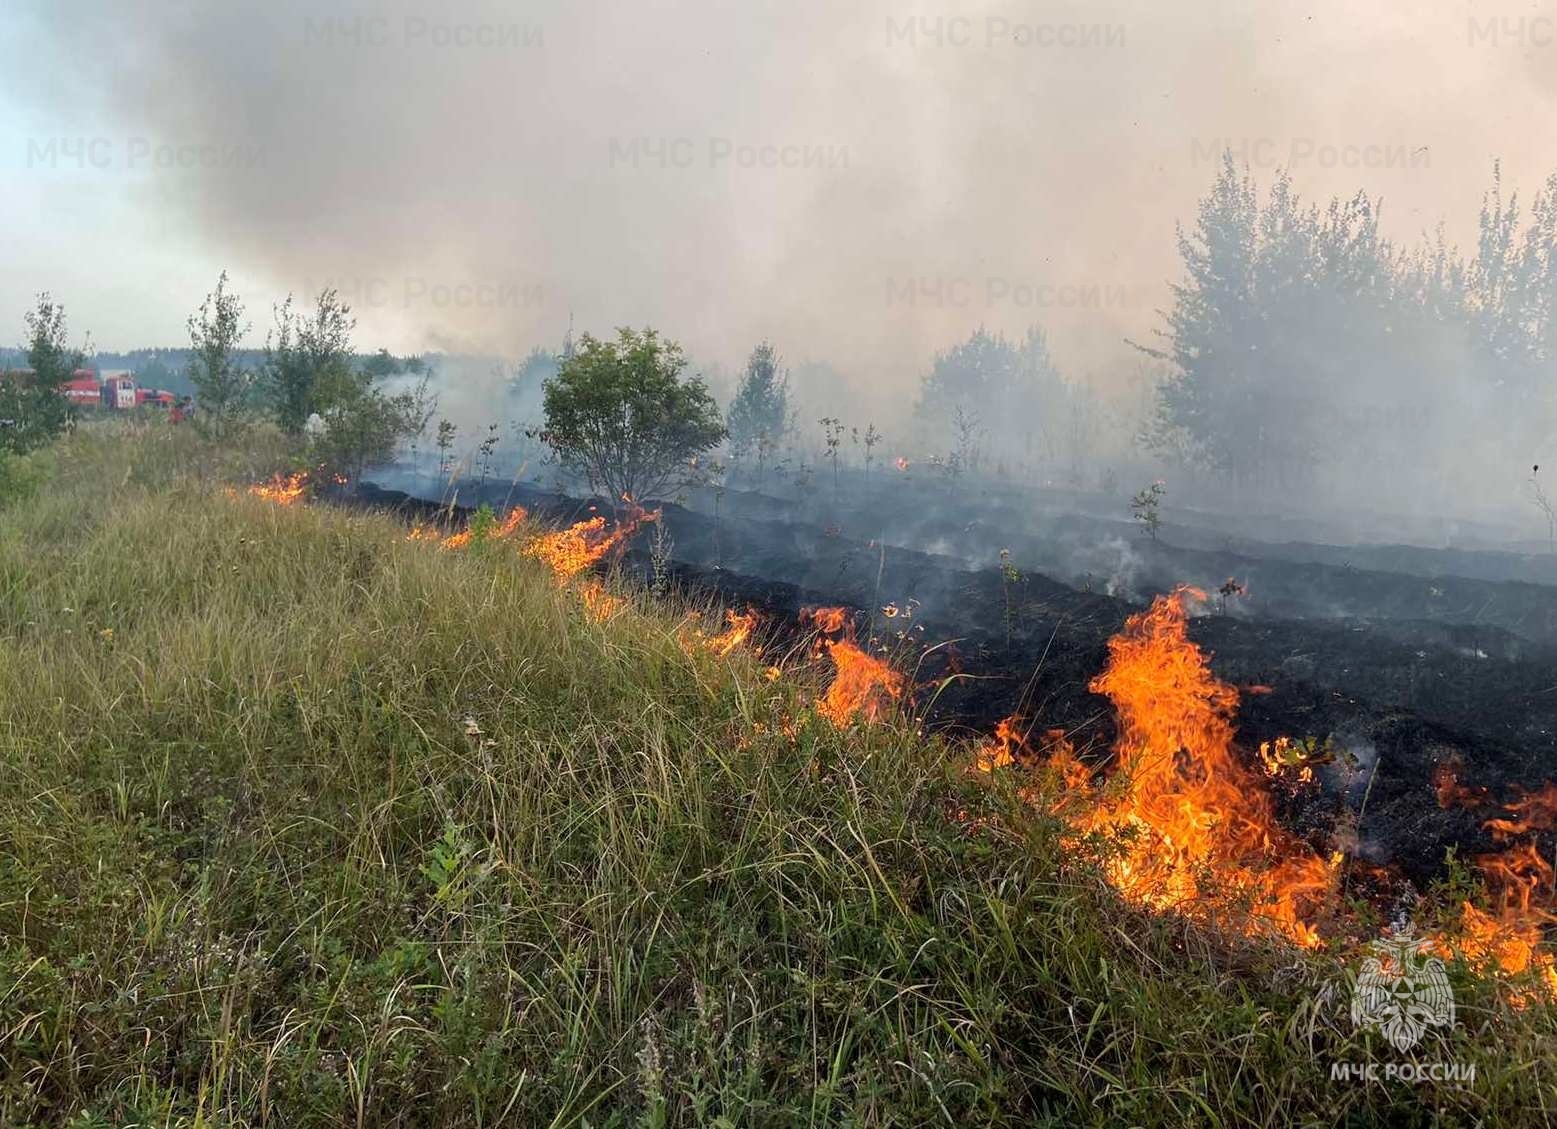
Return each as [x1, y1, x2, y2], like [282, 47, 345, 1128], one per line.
[0, 424, 1552, 1126]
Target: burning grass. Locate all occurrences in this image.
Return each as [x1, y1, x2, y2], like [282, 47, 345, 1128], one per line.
[976, 587, 1557, 1007]
[805, 605, 908, 727]
[1051, 588, 1339, 949]
[3, 427, 1556, 1125]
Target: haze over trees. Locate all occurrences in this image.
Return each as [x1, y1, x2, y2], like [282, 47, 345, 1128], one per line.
[541, 327, 724, 502]
[725, 341, 792, 467]
[1142, 154, 1557, 507]
[915, 327, 1071, 471]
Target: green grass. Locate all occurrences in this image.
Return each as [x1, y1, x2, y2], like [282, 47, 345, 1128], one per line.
[1, 424, 1553, 1126]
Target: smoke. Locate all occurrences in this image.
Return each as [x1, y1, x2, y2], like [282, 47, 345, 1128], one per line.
[8, 2, 1550, 369]
[6, 0, 1556, 529]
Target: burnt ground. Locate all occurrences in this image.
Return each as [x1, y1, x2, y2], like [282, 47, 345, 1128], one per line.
[348, 476, 1557, 889]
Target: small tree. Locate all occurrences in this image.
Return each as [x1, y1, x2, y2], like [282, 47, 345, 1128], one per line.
[186, 272, 252, 438]
[436, 419, 457, 483]
[726, 341, 791, 463]
[477, 423, 500, 486]
[312, 371, 433, 486]
[262, 289, 356, 436]
[1131, 480, 1166, 540]
[541, 327, 725, 502]
[2, 294, 79, 454]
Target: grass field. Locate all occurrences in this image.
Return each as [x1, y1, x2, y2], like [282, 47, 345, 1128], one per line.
[1, 424, 1553, 1126]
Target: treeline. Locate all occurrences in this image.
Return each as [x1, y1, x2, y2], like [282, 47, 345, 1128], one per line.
[1142, 154, 1557, 507]
[1, 280, 434, 484]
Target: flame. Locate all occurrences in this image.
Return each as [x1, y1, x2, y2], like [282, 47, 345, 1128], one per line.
[409, 507, 527, 551]
[1485, 783, 1557, 839]
[244, 472, 308, 505]
[1437, 787, 1557, 1001]
[801, 603, 904, 725]
[525, 506, 659, 581]
[807, 606, 851, 635]
[895, 457, 911, 472]
[706, 608, 760, 657]
[578, 578, 625, 621]
[1050, 588, 1334, 948]
[1258, 736, 1316, 785]
[974, 715, 1025, 773]
[963, 586, 1557, 986]
[816, 639, 906, 727]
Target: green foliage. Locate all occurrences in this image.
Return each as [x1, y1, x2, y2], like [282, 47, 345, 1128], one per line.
[466, 502, 498, 547]
[725, 341, 791, 459]
[310, 370, 432, 484]
[185, 271, 253, 438]
[542, 327, 725, 502]
[261, 289, 356, 436]
[2, 293, 80, 455]
[0, 448, 51, 508]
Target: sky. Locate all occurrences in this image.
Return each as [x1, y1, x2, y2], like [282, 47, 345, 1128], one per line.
[3, 0, 1554, 417]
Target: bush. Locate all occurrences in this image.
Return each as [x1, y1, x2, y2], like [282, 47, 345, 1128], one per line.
[541, 327, 724, 501]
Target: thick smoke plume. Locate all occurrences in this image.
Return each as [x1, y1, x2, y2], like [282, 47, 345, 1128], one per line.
[7, 0, 1557, 528]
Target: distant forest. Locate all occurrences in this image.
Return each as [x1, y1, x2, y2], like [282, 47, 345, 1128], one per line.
[0, 346, 431, 400]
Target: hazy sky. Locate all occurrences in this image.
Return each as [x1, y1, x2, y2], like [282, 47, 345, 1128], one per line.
[4, 0, 1554, 411]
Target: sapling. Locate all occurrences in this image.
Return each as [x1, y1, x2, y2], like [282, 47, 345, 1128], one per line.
[819, 417, 845, 498]
[862, 423, 881, 476]
[477, 423, 500, 488]
[1131, 480, 1166, 541]
[435, 419, 457, 485]
[999, 548, 1022, 645]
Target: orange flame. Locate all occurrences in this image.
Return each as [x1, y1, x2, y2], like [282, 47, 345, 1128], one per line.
[1438, 787, 1557, 1001]
[245, 472, 308, 505]
[409, 507, 527, 551]
[807, 606, 851, 636]
[525, 506, 660, 581]
[578, 578, 625, 621]
[816, 639, 906, 727]
[706, 608, 760, 657]
[894, 457, 910, 472]
[1486, 783, 1557, 840]
[1051, 588, 1334, 947]
[974, 715, 1025, 773]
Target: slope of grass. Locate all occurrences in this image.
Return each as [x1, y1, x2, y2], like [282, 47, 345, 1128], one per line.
[1, 424, 1553, 1126]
